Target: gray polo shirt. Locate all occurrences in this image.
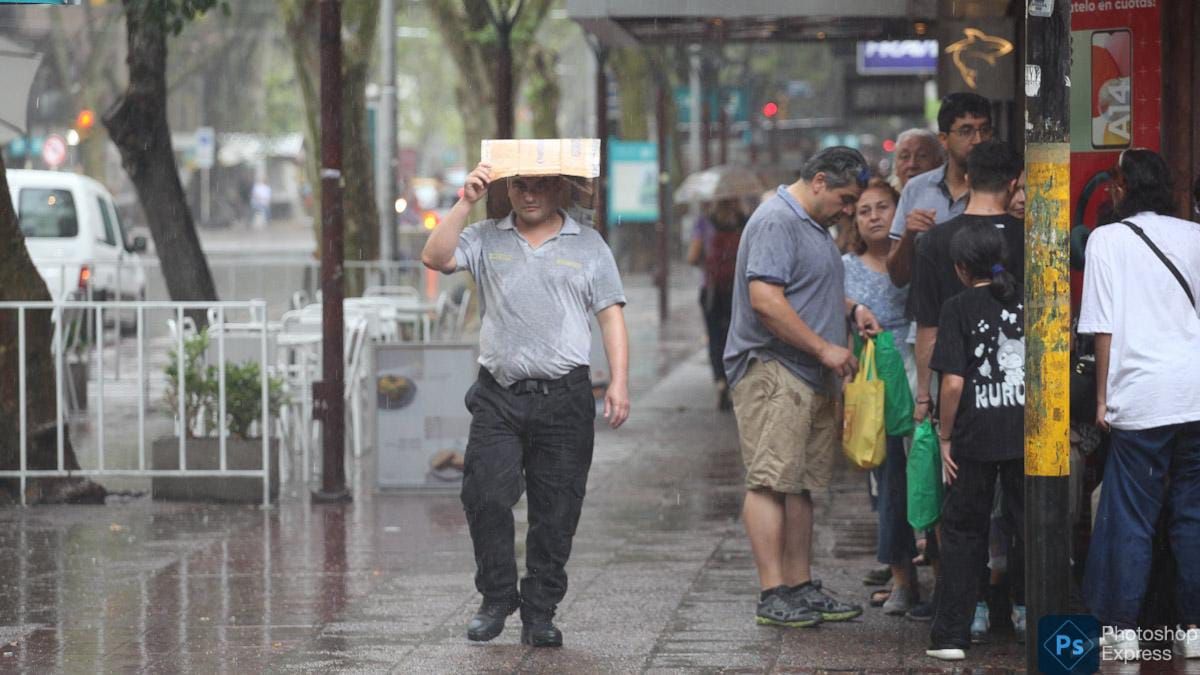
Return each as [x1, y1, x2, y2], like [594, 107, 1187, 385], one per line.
[453, 211, 625, 387]
[723, 186, 846, 394]
[887, 163, 968, 240]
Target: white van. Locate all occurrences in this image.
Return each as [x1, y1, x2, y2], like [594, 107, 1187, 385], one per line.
[8, 169, 147, 302]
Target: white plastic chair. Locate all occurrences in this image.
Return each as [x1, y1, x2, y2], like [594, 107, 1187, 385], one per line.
[364, 285, 420, 300]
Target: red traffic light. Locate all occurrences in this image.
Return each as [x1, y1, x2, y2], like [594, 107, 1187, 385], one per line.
[761, 102, 779, 118]
[76, 109, 95, 131]
[883, 139, 897, 153]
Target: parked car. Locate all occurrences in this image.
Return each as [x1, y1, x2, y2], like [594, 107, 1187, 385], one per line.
[8, 169, 147, 302]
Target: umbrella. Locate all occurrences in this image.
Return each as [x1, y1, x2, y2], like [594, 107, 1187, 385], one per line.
[0, 37, 43, 145]
[673, 164, 764, 205]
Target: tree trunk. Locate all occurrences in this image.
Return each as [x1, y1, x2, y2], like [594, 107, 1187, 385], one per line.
[528, 47, 560, 138]
[0, 154, 105, 505]
[104, 1, 218, 306]
[280, 0, 379, 287]
[496, 24, 514, 138]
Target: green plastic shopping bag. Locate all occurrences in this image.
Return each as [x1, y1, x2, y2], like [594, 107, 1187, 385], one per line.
[854, 331, 915, 437]
[907, 418, 943, 530]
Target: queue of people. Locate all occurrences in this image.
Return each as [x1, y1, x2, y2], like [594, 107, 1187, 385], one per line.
[419, 90, 1200, 662]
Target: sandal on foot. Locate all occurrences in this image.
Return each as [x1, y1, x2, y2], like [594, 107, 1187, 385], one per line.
[869, 589, 891, 607]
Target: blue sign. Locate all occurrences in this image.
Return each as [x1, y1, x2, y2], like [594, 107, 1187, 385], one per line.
[674, 86, 749, 124]
[856, 39, 938, 76]
[607, 139, 658, 225]
[1038, 615, 1099, 675]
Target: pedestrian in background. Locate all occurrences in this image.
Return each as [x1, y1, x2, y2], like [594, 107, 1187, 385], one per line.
[890, 128, 943, 192]
[687, 198, 748, 410]
[724, 147, 880, 629]
[926, 221, 1026, 662]
[842, 179, 920, 615]
[421, 162, 631, 648]
[1079, 149, 1200, 660]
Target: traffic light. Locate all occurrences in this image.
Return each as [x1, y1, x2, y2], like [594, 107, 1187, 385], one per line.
[75, 108, 96, 139]
[761, 101, 779, 118]
[422, 211, 439, 231]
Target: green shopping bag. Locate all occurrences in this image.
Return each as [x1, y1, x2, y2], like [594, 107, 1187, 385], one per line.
[854, 331, 914, 437]
[907, 418, 943, 530]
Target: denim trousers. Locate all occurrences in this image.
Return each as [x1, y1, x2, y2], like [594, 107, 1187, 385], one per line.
[930, 457, 1025, 648]
[873, 436, 917, 566]
[1083, 421, 1200, 628]
[460, 366, 595, 620]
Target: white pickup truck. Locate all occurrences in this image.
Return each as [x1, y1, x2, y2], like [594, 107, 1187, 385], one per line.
[8, 169, 147, 302]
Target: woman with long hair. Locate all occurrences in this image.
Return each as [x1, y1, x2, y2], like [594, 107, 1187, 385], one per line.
[842, 179, 919, 614]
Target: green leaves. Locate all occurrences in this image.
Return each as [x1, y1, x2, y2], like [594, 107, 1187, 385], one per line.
[125, 0, 231, 36]
[164, 330, 287, 439]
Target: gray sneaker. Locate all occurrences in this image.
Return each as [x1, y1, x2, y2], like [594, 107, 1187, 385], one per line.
[790, 580, 863, 622]
[756, 587, 822, 628]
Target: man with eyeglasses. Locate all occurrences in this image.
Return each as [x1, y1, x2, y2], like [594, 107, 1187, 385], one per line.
[886, 92, 994, 289]
[724, 147, 881, 629]
[421, 162, 630, 648]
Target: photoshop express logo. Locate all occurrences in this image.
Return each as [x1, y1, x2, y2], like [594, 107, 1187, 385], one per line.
[1039, 615, 1100, 674]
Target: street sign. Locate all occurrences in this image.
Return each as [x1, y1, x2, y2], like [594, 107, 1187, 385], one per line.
[194, 126, 215, 169]
[607, 140, 658, 225]
[41, 134, 66, 168]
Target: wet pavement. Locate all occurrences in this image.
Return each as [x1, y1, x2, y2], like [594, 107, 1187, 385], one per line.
[0, 272, 1055, 673]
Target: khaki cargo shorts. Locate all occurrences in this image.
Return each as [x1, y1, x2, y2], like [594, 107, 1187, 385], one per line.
[730, 359, 836, 493]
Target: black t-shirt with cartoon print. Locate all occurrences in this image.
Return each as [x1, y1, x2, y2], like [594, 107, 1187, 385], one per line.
[930, 285, 1025, 462]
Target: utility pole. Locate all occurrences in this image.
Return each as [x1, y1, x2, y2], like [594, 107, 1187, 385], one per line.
[314, 0, 350, 503]
[379, 0, 397, 268]
[656, 74, 670, 323]
[1023, 0, 1071, 667]
[593, 43, 609, 240]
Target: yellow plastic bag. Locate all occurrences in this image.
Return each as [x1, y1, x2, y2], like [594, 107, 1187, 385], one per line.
[842, 338, 886, 470]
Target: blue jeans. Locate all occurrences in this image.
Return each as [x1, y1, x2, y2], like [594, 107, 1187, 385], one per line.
[1084, 422, 1200, 628]
[873, 436, 917, 566]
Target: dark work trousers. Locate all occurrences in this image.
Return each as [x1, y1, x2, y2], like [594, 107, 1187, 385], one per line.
[1084, 422, 1200, 629]
[700, 287, 733, 382]
[930, 457, 1025, 649]
[460, 365, 595, 621]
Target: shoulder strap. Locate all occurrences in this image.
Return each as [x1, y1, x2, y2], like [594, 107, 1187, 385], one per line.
[1120, 220, 1196, 308]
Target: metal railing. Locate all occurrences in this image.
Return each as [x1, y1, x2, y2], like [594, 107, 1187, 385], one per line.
[0, 300, 273, 506]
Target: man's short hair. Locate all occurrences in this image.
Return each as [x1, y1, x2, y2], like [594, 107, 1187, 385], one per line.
[896, 128, 943, 158]
[937, 92, 992, 133]
[966, 140, 1023, 193]
[800, 146, 870, 189]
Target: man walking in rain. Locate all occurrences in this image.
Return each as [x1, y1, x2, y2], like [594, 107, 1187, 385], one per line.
[724, 147, 880, 628]
[421, 161, 630, 648]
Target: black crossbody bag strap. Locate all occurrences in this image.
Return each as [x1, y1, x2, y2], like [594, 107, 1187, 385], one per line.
[1120, 220, 1197, 309]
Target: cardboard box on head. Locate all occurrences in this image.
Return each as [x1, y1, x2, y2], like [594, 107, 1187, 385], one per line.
[481, 139, 601, 179]
[482, 139, 601, 220]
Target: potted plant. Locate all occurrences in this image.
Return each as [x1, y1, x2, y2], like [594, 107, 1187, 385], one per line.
[152, 330, 288, 502]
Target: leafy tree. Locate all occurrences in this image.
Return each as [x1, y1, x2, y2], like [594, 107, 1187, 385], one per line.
[103, 0, 228, 304]
[277, 0, 381, 272]
[428, 0, 553, 164]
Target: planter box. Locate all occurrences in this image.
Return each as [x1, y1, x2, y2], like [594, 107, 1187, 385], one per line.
[151, 437, 279, 503]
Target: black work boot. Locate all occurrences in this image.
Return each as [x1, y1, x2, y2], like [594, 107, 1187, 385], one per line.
[520, 616, 563, 647]
[466, 595, 520, 642]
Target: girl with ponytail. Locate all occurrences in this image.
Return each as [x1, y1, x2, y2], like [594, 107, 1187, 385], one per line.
[925, 219, 1027, 661]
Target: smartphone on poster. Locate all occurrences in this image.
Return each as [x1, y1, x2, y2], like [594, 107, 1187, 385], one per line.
[1090, 29, 1132, 149]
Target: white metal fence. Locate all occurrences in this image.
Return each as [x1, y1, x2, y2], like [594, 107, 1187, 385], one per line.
[0, 300, 274, 506]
